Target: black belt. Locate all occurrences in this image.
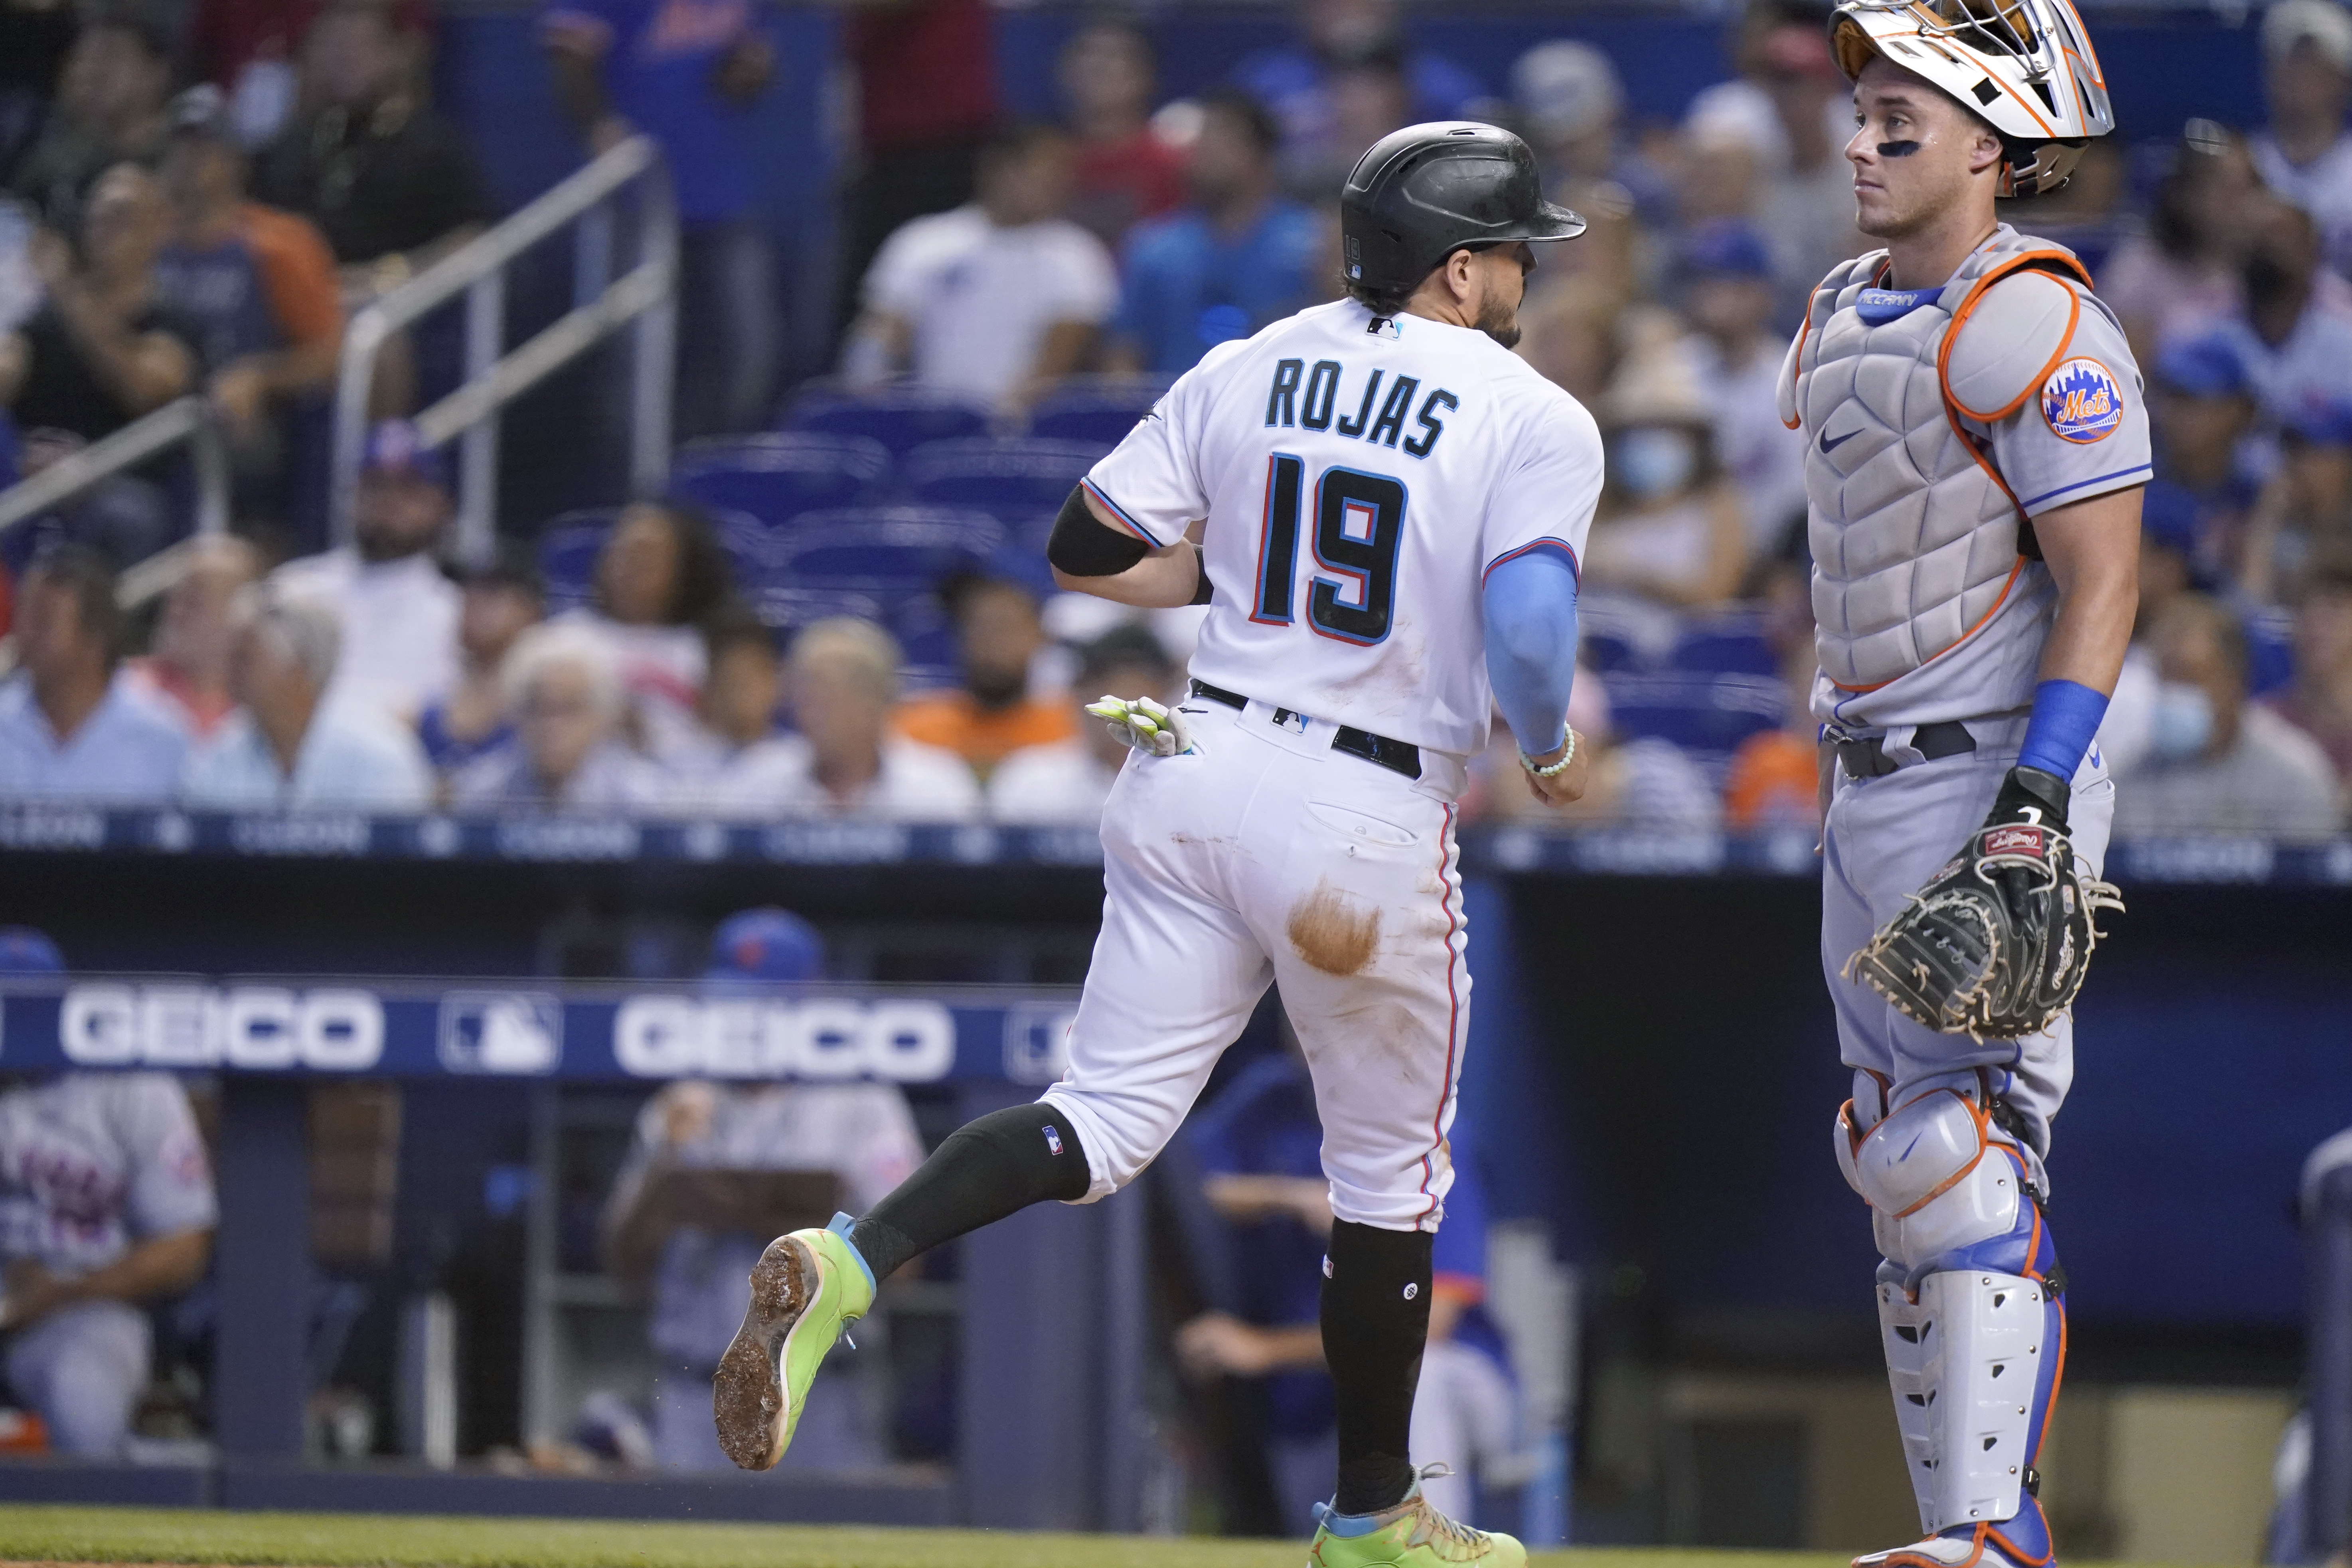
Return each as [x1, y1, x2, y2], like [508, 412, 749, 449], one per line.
[1189, 679, 1422, 780]
[1836, 720, 1976, 778]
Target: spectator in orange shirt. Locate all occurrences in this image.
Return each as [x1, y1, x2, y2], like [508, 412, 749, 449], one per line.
[1722, 545, 1824, 832]
[893, 574, 1076, 776]
[152, 87, 343, 457]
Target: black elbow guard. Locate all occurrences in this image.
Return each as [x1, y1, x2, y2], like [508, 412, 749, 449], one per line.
[1047, 485, 1150, 577]
[1189, 549, 1213, 605]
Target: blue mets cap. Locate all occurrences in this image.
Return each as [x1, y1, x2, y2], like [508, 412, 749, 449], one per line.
[0, 927, 64, 974]
[2153, 333, 2254, 401]
[706, 908, 825, 983]
[362, 419, 450, 489]
[1679, 220, 1774, 282]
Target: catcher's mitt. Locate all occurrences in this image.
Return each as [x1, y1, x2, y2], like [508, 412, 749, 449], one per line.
[1849, 766, 2124, 1039]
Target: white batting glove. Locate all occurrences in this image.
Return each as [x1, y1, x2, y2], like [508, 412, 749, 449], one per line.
[1085, 695, 1196, 758]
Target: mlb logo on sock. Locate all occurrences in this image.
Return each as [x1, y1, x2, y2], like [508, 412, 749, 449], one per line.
[1043, 1124, 1064, 1156]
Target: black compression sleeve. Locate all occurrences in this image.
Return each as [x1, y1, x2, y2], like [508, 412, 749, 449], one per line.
[1188, 549, 1213, 605]
[1047, 485, 1151, 577]
[847, 1104, 1092, 1281]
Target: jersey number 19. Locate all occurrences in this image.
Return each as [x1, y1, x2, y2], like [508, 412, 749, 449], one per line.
[1252, 454, 1406, 646]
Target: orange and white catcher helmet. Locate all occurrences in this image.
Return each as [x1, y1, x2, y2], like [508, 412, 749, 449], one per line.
[1829, 0, 2115, 196]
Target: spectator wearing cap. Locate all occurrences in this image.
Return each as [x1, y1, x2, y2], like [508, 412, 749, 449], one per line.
[180, 587, 435, 810]
[542, 0, 779, 439]
[415, 548, 543, 775]
[447, 621, 664, 812]
[894, 576, 1077, 776]
[710, 617, 978, 820]
[2101, 124, 2267, 365]
[2255, 0, 2352, 277]
[0, 544, 188, 802]
[0, 163, 201, 567]
[124, 534, 268, 737]
[6, 12, 174, 234]
[1679, 220, 1805, 555]
[1228, 0, 1486, 196]
[845, 120, 1117, 416]
[2116, 594, 2344, 835]
[272, 419, 461, 721]
[988, 624, 1175, 826]
[601, 907, 922, 1471]
[2244, 399, 2352, 602]
[1058, 18, 1185, 249]
[2267, 543, 2352, 784]
[2148, 332, 2261, 573]
[152, 85, 345, 457]
[1103, 91, 1320, 379]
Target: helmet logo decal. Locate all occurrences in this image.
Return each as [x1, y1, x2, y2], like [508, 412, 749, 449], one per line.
[2040, 357, 2124, 443]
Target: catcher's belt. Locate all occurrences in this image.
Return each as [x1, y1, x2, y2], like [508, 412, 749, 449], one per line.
[1834, 720, 1977, 778]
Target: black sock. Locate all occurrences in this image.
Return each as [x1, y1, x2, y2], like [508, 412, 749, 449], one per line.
[847, 1104, 1091, 1282]
[1323, 1218, 1434, 1516]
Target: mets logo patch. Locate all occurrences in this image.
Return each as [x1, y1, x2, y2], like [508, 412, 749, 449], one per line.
[2040, 358, 2125, 443]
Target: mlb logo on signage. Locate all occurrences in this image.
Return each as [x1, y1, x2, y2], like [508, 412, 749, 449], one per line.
[438, 993, 563, 1074]
[2040, 357, 2126, 444]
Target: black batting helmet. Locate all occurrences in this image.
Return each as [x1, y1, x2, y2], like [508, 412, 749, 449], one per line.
[1339, 121, 1586, 295]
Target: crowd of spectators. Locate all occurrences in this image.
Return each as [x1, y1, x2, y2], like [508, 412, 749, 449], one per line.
[0, 0, 2349, 836]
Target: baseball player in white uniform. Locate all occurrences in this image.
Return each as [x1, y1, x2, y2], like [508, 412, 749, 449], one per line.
[711, 122, 1602, 1568]
[1786, 2, 2146, 1563]
[0, 1072, 217, 1454]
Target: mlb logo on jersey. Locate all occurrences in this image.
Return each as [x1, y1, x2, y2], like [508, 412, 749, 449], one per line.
[2040, 358, 2125, 444]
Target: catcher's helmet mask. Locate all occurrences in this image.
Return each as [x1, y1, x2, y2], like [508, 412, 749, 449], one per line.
[1339, 121, 1586, 302]
[1830, 0, 2113, 197]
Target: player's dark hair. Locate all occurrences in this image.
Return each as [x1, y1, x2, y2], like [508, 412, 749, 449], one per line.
[977, 118, 1070, 173]
[1343, 240, 1503, 318]
[700, 599, 777, 664]
[26, 542, 124, 668]
[454, 541, 545, 601]
[1198, 87, 1281, 159]
[939, 570, 1039, 627]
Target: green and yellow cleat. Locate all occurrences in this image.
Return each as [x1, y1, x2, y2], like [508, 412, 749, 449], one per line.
[1306, 1471, 1526, 1568]
[712, 1213, 876, 1470]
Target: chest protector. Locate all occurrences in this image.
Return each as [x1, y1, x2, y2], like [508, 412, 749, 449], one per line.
[1777, 229, 2092, 696]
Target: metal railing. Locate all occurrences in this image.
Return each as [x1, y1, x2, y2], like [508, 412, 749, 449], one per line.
[0, 395, 230, 541]
[330, 134, 678, 562]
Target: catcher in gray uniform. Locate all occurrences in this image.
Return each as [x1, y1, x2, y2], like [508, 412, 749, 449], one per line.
[1780, 1, 2145, 1563]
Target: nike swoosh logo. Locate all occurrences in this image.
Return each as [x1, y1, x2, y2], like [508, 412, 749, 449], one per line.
[1820, 427, 1860, 454]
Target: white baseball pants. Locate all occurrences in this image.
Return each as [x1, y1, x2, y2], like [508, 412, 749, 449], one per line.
[1042, 696, 1473, 1232]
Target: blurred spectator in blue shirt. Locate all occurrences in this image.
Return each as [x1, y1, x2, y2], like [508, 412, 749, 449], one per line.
[2245, 400, 2352, 604]
[1104, 91, 1319, 378]
[2149, 331, 2262, 582]
[416, 549, 542, 775]
[1060, 18, 1185, 250]
[2101, 124, 2266, 366]
[2254, 0, 2352, 280]
[448, 621, 664, 812]
[542, 0, 778, 438]
[2216, 196, 2352, 437]
[181, 587, 436, 810]
[0, 543, 186, 801]
[1231, 0, 1486, 196]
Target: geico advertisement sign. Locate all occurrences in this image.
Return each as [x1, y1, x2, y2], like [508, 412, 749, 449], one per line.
[613, 997, 956, 1081]
[60, 985, 385, 1070]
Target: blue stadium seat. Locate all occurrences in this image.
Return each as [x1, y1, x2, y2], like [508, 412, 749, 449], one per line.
[537, 511, 616, 613]
[1670, 608, 1780, 677]
[1026, 375, 1169, 445]
[1604, 671, 1789, 762]
[672, 432, 893, 531]
[902, 437, 1109, 523]
[769, 508, 1004, 592]
[781, 384, 993, 456]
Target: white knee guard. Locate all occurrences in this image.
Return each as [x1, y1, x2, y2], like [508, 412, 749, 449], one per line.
[1836, 1090, 2063, 1539]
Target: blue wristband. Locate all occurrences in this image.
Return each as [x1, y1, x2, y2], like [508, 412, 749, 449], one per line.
[2017, 678, 2109, 780]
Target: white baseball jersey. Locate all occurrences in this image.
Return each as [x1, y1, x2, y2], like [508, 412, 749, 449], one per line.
[0, 1073, 217, 1276]
[1084, 298, 1604, 756]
